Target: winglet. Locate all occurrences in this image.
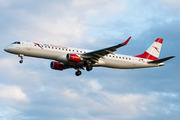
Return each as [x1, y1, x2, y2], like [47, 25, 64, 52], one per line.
[122, 36, 131, 45]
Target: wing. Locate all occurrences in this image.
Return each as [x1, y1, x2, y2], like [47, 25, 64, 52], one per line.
[81, 37, 131, 63]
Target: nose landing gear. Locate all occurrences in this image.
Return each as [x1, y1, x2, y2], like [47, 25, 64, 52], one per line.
[19, 60, 23, 64]
[18, 54, 24, 64]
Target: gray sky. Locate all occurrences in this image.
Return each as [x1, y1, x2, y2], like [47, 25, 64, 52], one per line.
[0, 0, 180, 120]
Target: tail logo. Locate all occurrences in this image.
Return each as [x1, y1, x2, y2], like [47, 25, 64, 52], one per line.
[153, 46, 159, 53]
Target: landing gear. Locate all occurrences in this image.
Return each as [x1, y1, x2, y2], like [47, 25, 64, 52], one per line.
[18, 54, 24, 64]
[86, 66, 93, 71]
[85, 60, 93, 71]
[19, 60, 23, 64]
[75, 70, 82, 76]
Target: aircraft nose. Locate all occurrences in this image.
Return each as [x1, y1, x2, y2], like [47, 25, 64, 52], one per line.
[4, 46, 10, 52]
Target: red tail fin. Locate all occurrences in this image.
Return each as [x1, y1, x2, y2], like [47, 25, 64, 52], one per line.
[135, 38, 163, 60]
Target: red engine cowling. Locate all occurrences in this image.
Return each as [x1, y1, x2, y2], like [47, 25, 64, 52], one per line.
[66, 53, 82, 63]
[50, 61, 65, 70]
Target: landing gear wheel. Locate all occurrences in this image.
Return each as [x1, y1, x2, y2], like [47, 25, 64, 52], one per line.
[75, 70, 82, 76]
[18, 54, 24, 64]
[19, 60, 23, 64]
[86, 66, 93, 71]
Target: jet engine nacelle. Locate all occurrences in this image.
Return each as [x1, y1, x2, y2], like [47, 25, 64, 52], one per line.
[66, 53, 83, 63]
[50, 61, 65, 71]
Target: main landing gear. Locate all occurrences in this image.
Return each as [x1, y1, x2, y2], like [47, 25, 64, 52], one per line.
[86, 66, 93, 71]
[75, 70, 82, 76]
[18, 54, 24, 64]
[85, 60, 93, 71]
[75, 66, 93, 76]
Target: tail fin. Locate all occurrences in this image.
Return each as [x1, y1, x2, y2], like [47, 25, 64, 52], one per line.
[135, 38, 163, 60]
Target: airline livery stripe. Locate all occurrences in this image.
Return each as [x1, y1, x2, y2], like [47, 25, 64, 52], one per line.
[135, 51, 158, 60]
[155, 38, 163, 44]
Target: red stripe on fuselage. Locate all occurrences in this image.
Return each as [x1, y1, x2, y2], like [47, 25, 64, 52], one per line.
[135, 52, 158, 60]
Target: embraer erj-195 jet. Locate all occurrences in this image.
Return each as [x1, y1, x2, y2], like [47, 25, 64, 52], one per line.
[4, 37, 175, 76]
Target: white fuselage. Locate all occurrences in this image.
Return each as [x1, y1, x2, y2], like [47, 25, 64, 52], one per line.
[4, 41, 163, 69]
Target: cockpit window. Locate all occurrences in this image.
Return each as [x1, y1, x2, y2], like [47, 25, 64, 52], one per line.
[12, 42, 21, 44]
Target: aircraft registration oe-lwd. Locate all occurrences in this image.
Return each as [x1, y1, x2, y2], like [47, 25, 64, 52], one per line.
[4, 37, 175, 76]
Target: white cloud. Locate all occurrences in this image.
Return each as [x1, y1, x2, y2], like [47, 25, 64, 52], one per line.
[63, 89, 79, 98]
[0, 58, 21, 76]
[88, 79, 102, 92]
[1, 0, 129, 47]
[0, 84, 29, 102]
[82, 92, 159, 119]
[44, 77, 178, 119]
[0, 107, 20, 119]
[33, 17, 87, 45]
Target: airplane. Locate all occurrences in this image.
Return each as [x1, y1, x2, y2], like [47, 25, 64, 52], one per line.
[4, 37, 175, 76]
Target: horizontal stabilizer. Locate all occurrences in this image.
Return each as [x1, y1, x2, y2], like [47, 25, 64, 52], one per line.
[148, 56, 175, 64]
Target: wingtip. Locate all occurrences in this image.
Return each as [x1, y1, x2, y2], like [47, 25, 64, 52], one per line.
[122, 36, 131, 45]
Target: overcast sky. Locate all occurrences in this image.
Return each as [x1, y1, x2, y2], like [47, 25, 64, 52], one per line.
[0, 0, 180, 120]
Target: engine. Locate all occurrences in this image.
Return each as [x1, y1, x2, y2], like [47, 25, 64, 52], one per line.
[66, 53, 83, 63]
[50, 61, 65, 71]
